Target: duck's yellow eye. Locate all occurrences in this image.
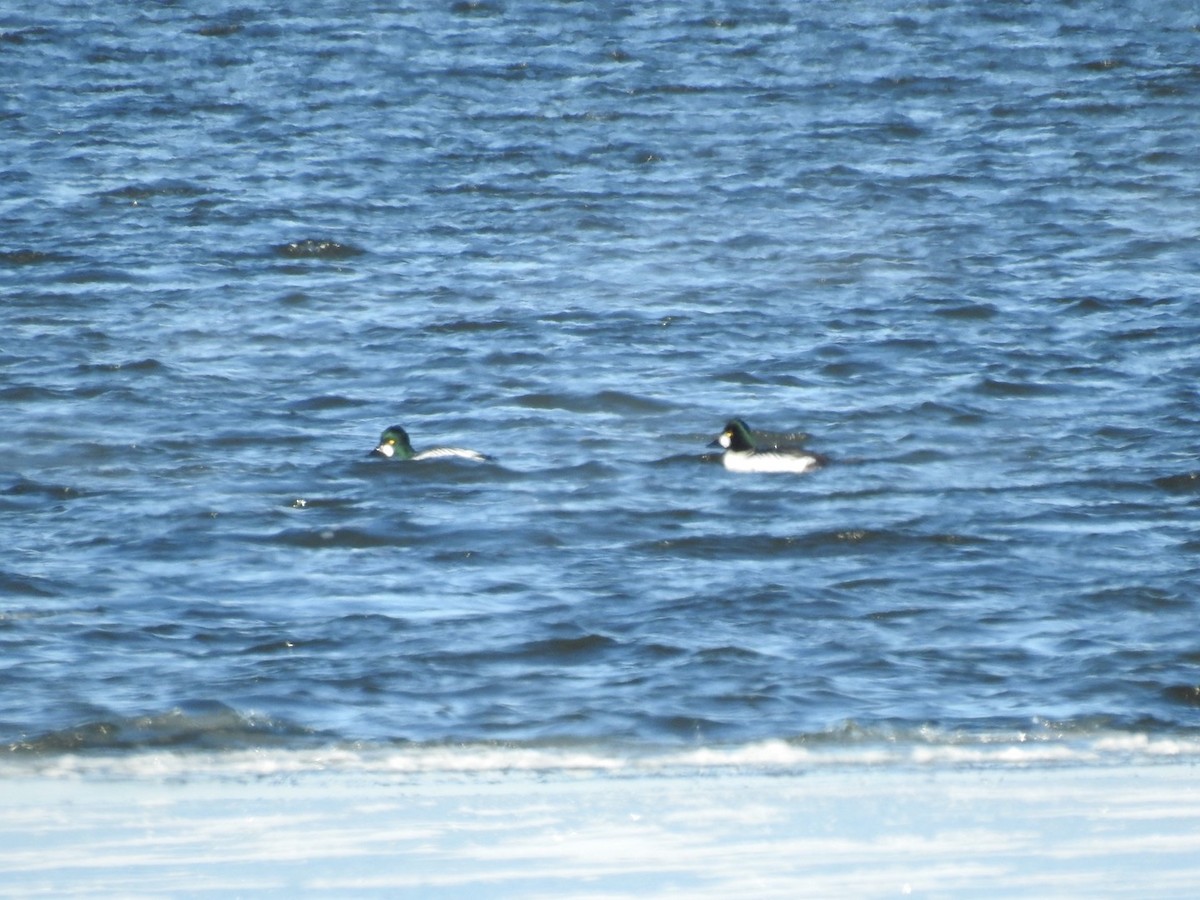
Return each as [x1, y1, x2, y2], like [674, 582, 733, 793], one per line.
[387, 438, 396, 445]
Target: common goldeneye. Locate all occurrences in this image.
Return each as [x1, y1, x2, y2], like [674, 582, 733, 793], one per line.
[370, 425, 492, 462]
[708, 418, 825, 474]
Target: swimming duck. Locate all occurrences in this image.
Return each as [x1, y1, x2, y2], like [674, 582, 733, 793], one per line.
[370, 425, 492, 462]
[708, 418, 825, 474]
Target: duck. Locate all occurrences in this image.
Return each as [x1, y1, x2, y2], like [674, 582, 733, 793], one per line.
[708, 418, 826, 474]
[370, 425, 492, 462]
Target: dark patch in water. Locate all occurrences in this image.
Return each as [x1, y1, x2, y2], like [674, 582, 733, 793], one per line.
[7, 705, 317, 753]
[515, 390, 672, 414]
[196, 22, 244, 38]
[520, 634, 620, 663]
[1154, 472, 1200, 494]
[267, 527, 411, 549]
[0, 572, 57, 598]
[451, 1, 503, 17]
[99, 182, 209, 202]
[1162, 685, 1200, 707]
[290, 394, 367, 411]
[635, 529, 985, 561]
[427, 318, 514, 334]
[1, 248, 68, 266]
[933, 302, 998, 320]
[274, 240, 365, 259]
[975, 377, 1057, 397]
[2, 479, 83, 508]
[74, 358, 167, 374]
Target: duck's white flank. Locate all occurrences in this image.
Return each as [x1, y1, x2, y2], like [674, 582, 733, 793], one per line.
[720, 449, 822, 474]
[411, 447, 491, 462]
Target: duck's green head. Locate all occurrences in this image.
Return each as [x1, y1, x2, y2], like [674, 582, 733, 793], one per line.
[371, 425, 416, 459]
[709, 418, 756, 452]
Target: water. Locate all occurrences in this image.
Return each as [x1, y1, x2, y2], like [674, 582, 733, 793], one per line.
[3, 1, 1200, 773]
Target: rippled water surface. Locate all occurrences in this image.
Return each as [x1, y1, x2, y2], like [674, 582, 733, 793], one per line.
[3, 1, 1200, 764]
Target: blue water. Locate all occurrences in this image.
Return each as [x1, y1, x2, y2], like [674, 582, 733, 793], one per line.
[3, 1, 1200, 770]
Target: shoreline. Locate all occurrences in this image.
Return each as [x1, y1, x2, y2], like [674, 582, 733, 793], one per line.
[4, 761, 1199, 897]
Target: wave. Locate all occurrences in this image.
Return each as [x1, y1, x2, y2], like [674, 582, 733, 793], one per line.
[8, 710, 1200, 780]
[5, 702, 323, 755]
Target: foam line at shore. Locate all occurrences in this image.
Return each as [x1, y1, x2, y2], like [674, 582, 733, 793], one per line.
[5, 731, 1200, 782]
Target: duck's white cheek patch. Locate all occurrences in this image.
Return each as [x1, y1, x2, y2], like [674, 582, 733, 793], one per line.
[718, 433, 732, 449]
[375, 443, 394, 458]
